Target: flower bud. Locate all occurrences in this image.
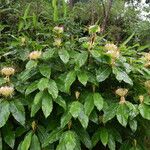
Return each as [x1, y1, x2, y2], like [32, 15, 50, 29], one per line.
[89, 25, 100, 34]
[29, 51, 41, 60]
[1, 67, 15, 76]
[0, 86, 14, 97]
[116, 88, 128, 97]
[53, 26, 64, 34]
[75, 91, 80, 99]
[21, 37, 26, 46]
[139, 95, 144, 103]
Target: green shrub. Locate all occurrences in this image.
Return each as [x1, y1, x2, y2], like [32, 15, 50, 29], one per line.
[0, 1, 150, 150]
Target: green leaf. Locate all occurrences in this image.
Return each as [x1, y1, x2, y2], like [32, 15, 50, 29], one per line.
[0, 131, 2, 150]
[31, 92, 43, 117]
[65, 70, 76, 93]
[0, 101, 10, 128]
[57, 131, 77, 150]
[93, 93, 104, 111]
[116, 103, 129, 127]
[21, 131, 32, 150]
[58, 49, 70, 64]
[108, 134, 115, 150]
[42, 92, 53, 118]
[61, 111, 72, 128]
[113, 67, 133, 85]
[26, 60, 37, 70]
[42, 128, 64, 148]
[0, 78, 6, 86]
[38, 78, 49, 91]
[84, 93, 94, 116]
[78, 110, 89, 129]
[100, 128, 108, 146]
[25, 81, 38, 95]
[73, 125, 92, 149]
[129, 119, 137, 132]
[96, 66, 111, 82]
[48, 79, 58, 99]
[42, 48, 55, 60]
[103, 103, 118, 123]
[70, 101, 83, 118]
[77, 71, 88, 86]
[10, 100, 25, 125]
[39, 65, 51, 78]
[30, 134, 40, 150]
[91, 130, 101, 147]
[138, 103, 150, 120]
[75, 51, 88, 67]
[53, 96, 66, 110]
[2, 124, 15, 149]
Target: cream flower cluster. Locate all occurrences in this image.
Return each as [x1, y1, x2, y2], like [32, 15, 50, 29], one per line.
[0, 86, 14, 97]
[53, 26, 64, 34]
[105, 43, 120, 59]
[145, 80, 150, 94]
[1, 67, 15, 77]
[29, 51, 42, 60]
[144, 52, 150, 68]
[53, 38, 62, 47]
[116, 88, 128, 104]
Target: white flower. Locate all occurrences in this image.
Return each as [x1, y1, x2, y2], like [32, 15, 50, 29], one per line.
[29, 51, 41, 60]
[1, 67, 15, 76]
[0, 86, 14, 97]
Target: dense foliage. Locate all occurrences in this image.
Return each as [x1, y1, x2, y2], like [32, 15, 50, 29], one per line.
[0, 0, 150, 150]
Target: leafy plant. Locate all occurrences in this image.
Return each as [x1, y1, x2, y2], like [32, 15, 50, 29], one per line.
[0, 1, 150, 150]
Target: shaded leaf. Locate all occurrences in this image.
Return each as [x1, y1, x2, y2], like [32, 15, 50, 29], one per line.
[42, 92, 53, 118]
[0, 101, 10, 128]
[39, 65, 51, 78]
[42, 128, 64, 148]
[21, 131, 32, 150]
[53, 96, 66, 110]
[84, 93, 94, 116]
[100, 128, 108, 146]
[77, 71, 88, 86]
[138, 103, 150, 120]
[93, 93, 104, 111]
[70, 101, 83, 118]
[30, 134, 40, 150]
[65, 70, 76, 93]
[2, 124, 15, 149]
[48, 79, 58, 99]
[61, 111, 72, 128]
[25, 81, 38, 95]
[58, 49, 70, 64]
[10, 100, 25, 125]
[96, 66, 111, 82]
[38, 78, 49, 91]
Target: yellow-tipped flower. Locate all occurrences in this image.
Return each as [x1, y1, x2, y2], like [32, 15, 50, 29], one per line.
[105, 43, 120, 59]
[144, 53, 150, 68]
[29, 51, 41, 60]
[144, 53, 150, 61]
[139, 95, 144, 103]
[116, 88, 128, 97]
[0, 86, 14, 97]
[53, 26, 64, 34]
[1, 67, 15, 77]
[53, 38, 62, 47]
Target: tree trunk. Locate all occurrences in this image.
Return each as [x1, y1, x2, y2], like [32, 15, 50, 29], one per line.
[101, 0, 113, 33]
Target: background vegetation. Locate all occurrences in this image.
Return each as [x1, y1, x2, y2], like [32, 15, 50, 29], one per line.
[0, 0, 150, 150]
